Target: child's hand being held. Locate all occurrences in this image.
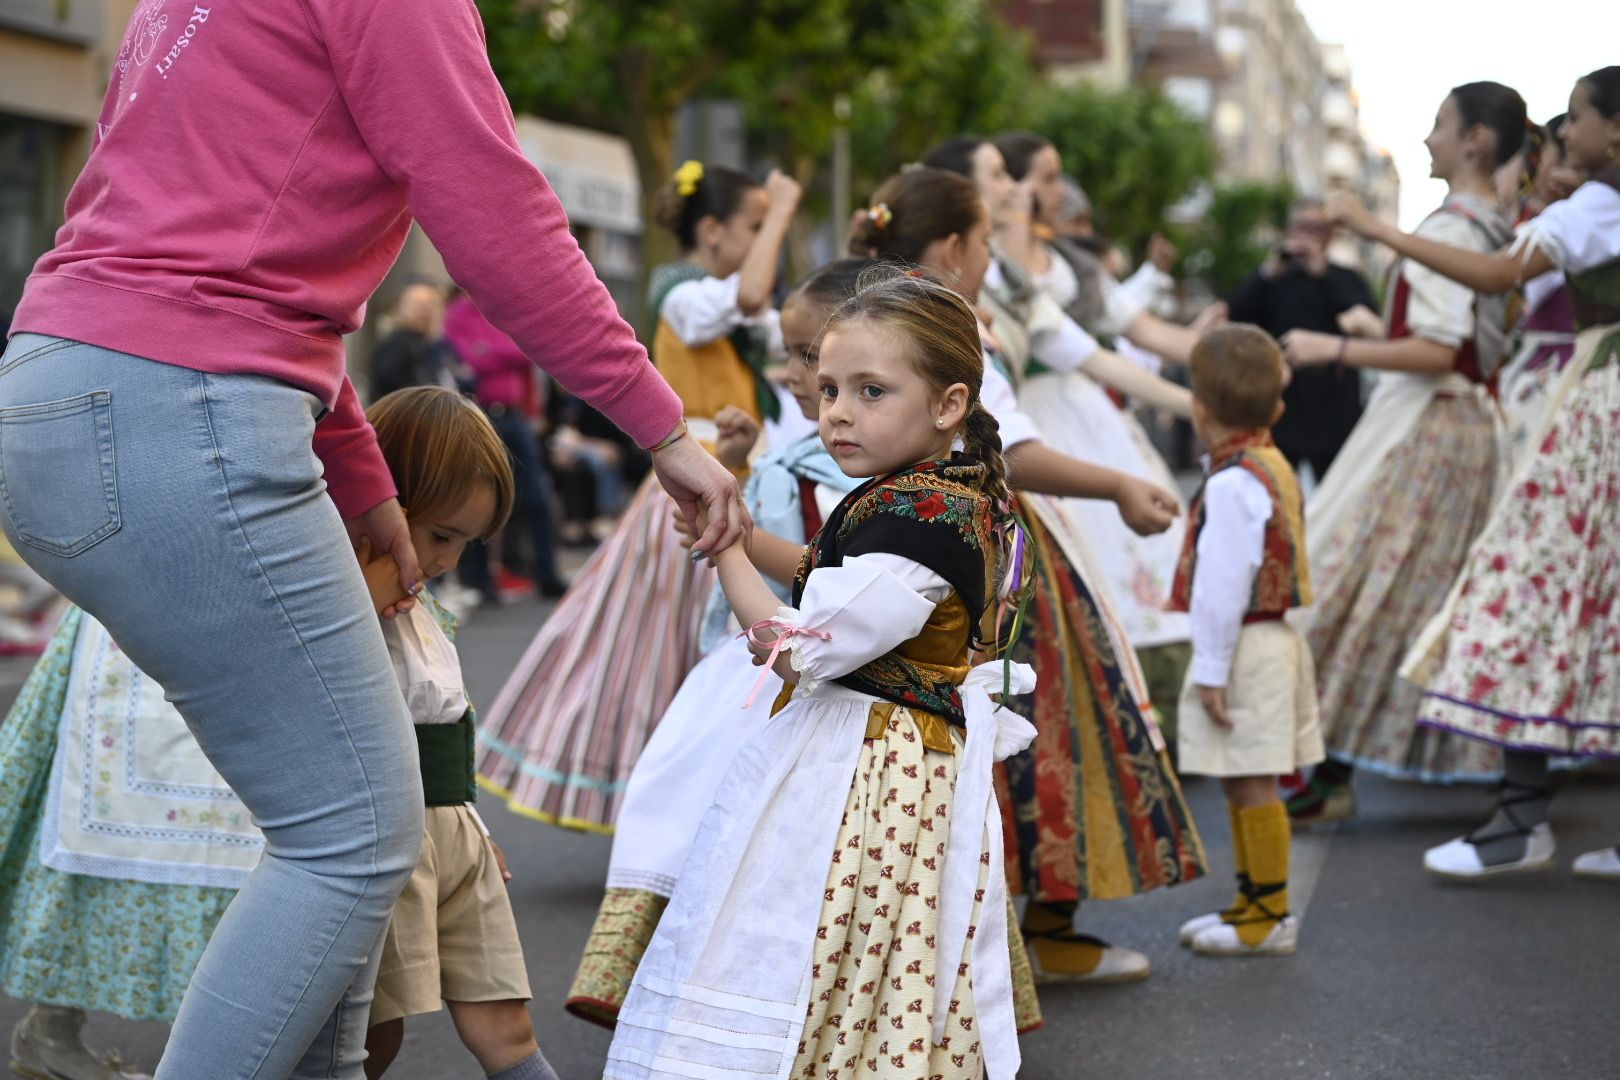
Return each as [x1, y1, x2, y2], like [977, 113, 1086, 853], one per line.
[357, 537, 408, 618]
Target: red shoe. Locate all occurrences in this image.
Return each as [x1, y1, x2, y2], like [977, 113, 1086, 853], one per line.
[493, 568, 536, 603]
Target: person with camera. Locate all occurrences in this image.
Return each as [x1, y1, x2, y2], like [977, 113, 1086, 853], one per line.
[1225, 197, 1381, 481]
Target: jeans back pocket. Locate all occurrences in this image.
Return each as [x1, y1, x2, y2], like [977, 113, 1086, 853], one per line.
[0, 391, 122, 558]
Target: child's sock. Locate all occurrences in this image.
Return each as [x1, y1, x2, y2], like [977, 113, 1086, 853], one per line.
[487, 1050, 559, 1080]
[1220, 802, 1252, 925]
[1022, 900, 1105, 974]
[1234, 802, 1291, 947]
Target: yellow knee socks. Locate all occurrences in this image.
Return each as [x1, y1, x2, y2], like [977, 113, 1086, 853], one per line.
[1221, 802, 1251, 924]
[1232, 801, 1291, 947]
[1022, 902, 1104, 974]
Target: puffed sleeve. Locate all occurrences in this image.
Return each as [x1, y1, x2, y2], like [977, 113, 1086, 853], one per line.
[1515, 180, 1620, 275]
[1401, 212, 1483, 348]
[771, 554, 949, 695]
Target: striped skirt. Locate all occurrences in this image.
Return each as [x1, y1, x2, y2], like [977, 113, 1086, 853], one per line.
[475, 476, 715, 831]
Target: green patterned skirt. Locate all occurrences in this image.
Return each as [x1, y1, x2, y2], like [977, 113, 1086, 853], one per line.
[0, 609, 236, 1022]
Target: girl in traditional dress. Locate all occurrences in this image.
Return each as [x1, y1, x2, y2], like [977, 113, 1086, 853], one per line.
[476, 163, 802, 832]
[1279, 82, 1529, 820]
[609, 267, 1033, 1080]
[565, 260, 870, 1028]
[1498, 114, 1582, 465]
[923, 136, 1199, 739]
[1330, 66, 1620, 881]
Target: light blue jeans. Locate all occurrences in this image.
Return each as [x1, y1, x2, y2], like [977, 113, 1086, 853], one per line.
[0, 334, 423, 1079]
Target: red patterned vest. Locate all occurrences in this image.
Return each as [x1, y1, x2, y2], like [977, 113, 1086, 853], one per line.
[1167, 430, 1312, 619]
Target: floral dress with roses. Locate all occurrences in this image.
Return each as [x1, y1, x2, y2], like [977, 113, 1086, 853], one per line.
[1406, 173, 1620, 759]
[607, 458, 1035, 1080]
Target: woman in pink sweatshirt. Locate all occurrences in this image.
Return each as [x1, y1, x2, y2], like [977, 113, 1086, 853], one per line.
[0, 0, 744, 1076]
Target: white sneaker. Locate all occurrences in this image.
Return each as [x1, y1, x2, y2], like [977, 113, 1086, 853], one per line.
[1025, 939, 1151, 984]
[1178, 911, 1226, 948]
[1423, 823, 1555, 881]
[1572, 846, 1620, 881]
[1191, 916, 1298, 957]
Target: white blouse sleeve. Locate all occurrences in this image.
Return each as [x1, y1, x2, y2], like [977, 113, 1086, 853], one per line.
[1401, 212, 1482, 348]
[980, 355, 1042, 449]
[662, 273, 777, 347]
[1026, 296, 1102, 374]
[773, 553, 949, 694]
[1188, 468, 1272, 688]
[1515, 181, 1620, 275]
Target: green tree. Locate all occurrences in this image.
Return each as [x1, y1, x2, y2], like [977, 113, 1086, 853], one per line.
[1178, 179, 1296, 296]
[479, 0, 1041, 279]
[1032, 83, 1215, 253]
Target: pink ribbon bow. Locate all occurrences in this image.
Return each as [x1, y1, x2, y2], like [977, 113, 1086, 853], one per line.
[739, 617, 831, 708]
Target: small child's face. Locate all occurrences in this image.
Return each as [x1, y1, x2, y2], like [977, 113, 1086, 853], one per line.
[778, 295, 826, 422]
[817, 320, 963, 479]
[408, 483, 499, 581]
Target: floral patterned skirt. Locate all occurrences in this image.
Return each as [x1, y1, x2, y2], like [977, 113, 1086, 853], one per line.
[0, 610, 235, 1021]
[1411, 329, 1620, 758]
[999, 506, 1206, 903]
[1304, 392, 1504, 783]
[793, 715, 983, 1080]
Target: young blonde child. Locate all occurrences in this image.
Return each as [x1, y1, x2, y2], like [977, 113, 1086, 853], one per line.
[608, 269, 1035, 1079]
[352, 387, 552, 1080]
[1170, 325, 1322, 957]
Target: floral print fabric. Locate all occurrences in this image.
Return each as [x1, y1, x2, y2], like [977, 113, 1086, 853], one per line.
[1414, 335, 1620, 757]
[1306, 394, 1503, 782]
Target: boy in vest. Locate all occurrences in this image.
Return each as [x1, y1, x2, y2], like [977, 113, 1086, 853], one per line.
[1169, 325, 1324, 956]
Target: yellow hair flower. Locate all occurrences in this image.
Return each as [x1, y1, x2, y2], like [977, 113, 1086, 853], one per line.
[867, 202, 893, 230]
[674, 160, 705, 198]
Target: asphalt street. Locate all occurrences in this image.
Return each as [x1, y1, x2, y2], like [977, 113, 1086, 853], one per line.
[3, 592, 1617, 1080]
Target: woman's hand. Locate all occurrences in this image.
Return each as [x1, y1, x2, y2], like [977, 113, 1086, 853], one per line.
[345, 498, 421, 618]
[1114, 476, 1180, 536]
[1281, 329, 1344, 368]
[713, 405, 762, 472]
[650, 431, 752, 556]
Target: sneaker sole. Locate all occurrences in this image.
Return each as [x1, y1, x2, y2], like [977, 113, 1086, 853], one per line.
[1026, 947, 1151, 985]
[10, 1061, 62, 1080]
[1572, 865, 1620, 882]
[1190, 940, 1298, 958]
[1424, 855, 1555, 882]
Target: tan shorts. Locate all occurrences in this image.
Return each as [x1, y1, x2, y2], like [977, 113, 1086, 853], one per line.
[1177, 620, 1324, 778]
[371, 805, 531, 1025]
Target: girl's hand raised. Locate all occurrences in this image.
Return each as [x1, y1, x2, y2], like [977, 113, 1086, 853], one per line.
[1325, 192, 1376, 237]
[763, 169, 803, 212]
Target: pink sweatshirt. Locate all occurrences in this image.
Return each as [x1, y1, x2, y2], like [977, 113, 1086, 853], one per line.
[11, 0, 681, 518]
